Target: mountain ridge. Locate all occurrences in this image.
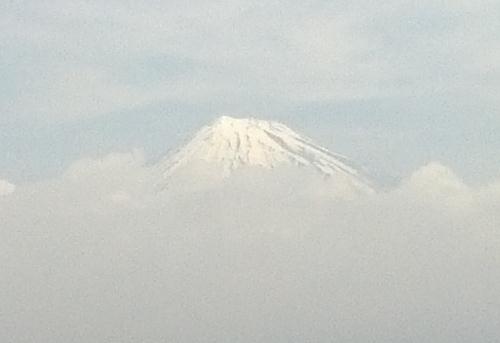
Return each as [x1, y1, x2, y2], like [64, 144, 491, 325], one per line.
[155, 115, 373, 194]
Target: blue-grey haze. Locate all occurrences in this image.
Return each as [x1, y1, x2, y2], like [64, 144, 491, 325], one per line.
[1, 0, 499, 184]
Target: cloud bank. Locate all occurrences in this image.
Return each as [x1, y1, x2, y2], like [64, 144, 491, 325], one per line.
[0, 179, 15, 196]
[1, 152, 499, 342]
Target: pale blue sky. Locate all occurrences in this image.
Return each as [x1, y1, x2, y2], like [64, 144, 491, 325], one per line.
[1, 0, 499, 184]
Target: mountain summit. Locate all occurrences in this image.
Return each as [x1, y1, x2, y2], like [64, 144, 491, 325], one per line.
[156, 116, 373, 194]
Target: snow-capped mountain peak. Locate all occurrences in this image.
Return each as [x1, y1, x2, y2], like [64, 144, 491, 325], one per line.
[156, 115, 373, 194]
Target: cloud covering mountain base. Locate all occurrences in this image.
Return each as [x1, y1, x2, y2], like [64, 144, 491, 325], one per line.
[1, 152, 500, 342]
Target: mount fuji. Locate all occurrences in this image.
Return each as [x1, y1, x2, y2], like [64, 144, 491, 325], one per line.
[155, 116, 373, 195]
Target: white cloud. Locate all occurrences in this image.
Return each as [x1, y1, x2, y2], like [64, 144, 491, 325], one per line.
[0, 179, 15, 196]
[63, 149, 145, 180]
[1, 152, 499, 342]
[404, 162, 469, 196]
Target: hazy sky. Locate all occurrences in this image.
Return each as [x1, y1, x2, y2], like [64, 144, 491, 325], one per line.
[1, 0, 499, 183]
[2, 2, 500, 341]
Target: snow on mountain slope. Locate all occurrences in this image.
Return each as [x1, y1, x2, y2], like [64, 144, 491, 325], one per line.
[156, 116, 373, 194]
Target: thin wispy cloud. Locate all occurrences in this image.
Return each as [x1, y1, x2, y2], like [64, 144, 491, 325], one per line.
[2, 0, 499, 123]
[1, 1, 499, 184]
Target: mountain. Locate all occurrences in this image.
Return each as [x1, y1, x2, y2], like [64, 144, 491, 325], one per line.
[155, 116, 373, 195]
